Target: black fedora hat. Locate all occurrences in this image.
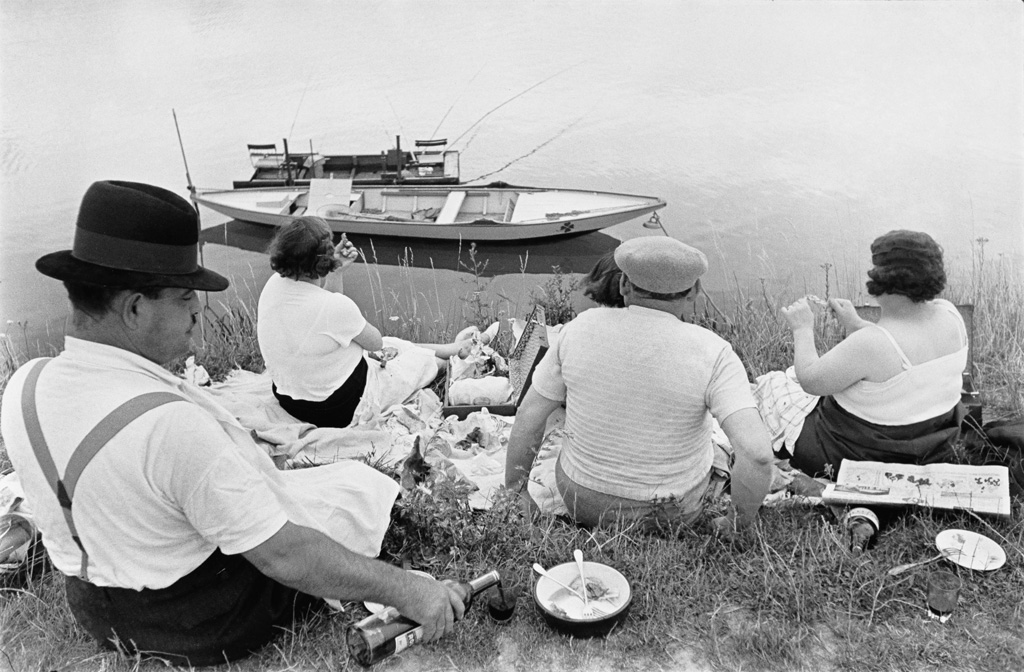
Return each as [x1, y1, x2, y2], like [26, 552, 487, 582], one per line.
[36, 180, 229, 292]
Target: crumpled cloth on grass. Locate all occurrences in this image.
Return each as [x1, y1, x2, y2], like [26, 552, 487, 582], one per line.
[199, 362, 825, 516]
[753, 366, 820, 456]
[203, 365, 517, 508]
[0, 471, 36, 576]
[418, 410, 515, 510]
[202, 367, 431, 467]
[349, 337, 440, 430]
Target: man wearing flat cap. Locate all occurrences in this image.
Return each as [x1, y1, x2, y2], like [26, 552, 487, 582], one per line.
[0, 181, 465, 665]
[506, 236, 774, 532]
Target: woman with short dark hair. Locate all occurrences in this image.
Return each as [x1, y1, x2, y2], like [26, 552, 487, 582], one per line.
[257, 217, 470, 428]
[779, 229, 968, 476]
[581, 252, 625, 308]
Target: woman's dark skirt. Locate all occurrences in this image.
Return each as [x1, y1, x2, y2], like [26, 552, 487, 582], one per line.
[791, 395, 964, 478]
[273, 357, 368, 428]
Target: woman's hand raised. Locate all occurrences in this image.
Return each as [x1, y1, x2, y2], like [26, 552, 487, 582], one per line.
[781, 297, 815, 332]
[333, 233, 359, 270]
[828, 298, 869, 333]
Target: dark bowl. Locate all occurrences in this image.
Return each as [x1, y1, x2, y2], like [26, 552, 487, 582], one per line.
[533, 561, 632, 638]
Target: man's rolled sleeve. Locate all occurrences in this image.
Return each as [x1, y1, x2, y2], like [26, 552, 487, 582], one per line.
[529, 344, 567, 403]
[706, 345, 758, 423]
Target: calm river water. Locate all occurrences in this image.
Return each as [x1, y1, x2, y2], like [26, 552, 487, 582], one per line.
[2, 1, 1021, 348]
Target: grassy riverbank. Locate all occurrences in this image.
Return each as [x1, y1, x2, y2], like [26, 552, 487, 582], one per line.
[1, 250, 1022, 672]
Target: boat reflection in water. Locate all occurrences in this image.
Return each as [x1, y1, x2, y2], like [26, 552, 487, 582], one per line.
[200, 219, 621, 278]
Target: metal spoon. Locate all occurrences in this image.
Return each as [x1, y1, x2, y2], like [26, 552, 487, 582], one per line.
[887, 548, 960, 577]
[532, 563, 587, 601]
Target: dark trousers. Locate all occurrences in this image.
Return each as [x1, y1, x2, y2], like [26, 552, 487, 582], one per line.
[65, 549, 320, 666]
[273, 357, 368, 429]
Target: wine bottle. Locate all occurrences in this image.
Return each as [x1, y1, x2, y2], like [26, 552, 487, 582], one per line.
[347, 569, 501, 667]
[843, 507, 880, 554]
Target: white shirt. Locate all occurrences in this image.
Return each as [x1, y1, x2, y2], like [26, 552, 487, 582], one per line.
[531, 306, 756, 501]
[257, 273, 367, 401]
[0, 338, 288, 590]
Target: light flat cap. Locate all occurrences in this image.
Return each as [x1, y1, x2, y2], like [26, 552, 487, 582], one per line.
[614, 236, 708, 294]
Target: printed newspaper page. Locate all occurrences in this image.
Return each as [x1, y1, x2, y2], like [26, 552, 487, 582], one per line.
[821, 461, 1011, 517]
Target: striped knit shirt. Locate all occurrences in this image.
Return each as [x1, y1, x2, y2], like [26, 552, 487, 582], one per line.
[531, 306, 756, 501]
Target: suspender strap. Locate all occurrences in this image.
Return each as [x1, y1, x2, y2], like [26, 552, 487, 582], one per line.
[21, 358, 187, 581]
[21, 360, 60, 498]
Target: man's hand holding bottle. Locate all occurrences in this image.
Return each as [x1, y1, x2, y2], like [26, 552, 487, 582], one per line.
[393, 573, 466, 642]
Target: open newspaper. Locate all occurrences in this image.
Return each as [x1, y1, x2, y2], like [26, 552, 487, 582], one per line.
[821, 461, 1011, 517]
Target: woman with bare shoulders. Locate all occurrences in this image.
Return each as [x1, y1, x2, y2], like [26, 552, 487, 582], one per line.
[779, 229, 968, 477]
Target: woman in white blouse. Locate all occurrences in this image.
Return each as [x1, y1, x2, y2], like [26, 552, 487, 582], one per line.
[257, 217, 470, 428]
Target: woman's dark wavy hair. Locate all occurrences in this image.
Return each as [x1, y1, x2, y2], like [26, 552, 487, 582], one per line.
[267, 216, 340, 280]
[865, 230, 946, 302]
[582, 252, 625, 308]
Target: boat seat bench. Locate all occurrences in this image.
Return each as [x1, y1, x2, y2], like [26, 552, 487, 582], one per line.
[435, 191, 467, 224]
[307, 178, 354, 217]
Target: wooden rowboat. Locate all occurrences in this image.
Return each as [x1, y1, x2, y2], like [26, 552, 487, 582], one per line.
[191, 180, 666, 241]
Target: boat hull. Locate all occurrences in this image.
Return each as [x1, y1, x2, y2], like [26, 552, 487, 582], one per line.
[192, 186, 665, 242]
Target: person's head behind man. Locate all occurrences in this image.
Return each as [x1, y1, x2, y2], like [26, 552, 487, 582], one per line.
[35, 180, 229, 365]
[613, 236, 708, 314]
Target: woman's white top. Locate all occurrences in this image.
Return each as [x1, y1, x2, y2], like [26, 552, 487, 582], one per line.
[833, 299, 968, 425]
[257, 273, 367, 401]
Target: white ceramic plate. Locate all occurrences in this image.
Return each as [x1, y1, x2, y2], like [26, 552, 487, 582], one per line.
[364, 569, 434, 614]
[935, 529, 1006, 571]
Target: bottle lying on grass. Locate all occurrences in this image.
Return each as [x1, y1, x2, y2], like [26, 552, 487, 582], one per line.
[843, 507, 880, 554]
[347, 569, 509, 666]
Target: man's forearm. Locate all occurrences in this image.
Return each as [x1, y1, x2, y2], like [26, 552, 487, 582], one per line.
[504, 421, 544, 493]
[730, 453, 773, 527]
[244, 522, 464, 642]
[504, 389, 560, 492]
[719, 408, 775, 528]
[246, 522, 405, 602]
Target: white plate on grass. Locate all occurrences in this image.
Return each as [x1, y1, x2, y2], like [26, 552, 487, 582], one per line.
[935, 529, 1006, 571]
[364, 569, 434, 614]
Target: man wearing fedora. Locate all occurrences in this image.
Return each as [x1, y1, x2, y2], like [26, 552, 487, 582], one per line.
[505, 236, 775, 532]
[0, 181, 465, 665]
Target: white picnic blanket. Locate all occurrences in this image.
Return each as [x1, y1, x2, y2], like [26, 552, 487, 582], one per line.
[202, 366, 803, 513]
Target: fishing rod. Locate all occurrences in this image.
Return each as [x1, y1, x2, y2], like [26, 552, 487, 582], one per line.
[447, 62, 581, 150]
[642, 212, 731, 326]
[172, 108, 194, 195]
[430, 63, 488, 140]
[387, 95, 403, 134]
[289, 67, 315, 140]
[171, 109, 211, 317]
[467, 117, 582, 183]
